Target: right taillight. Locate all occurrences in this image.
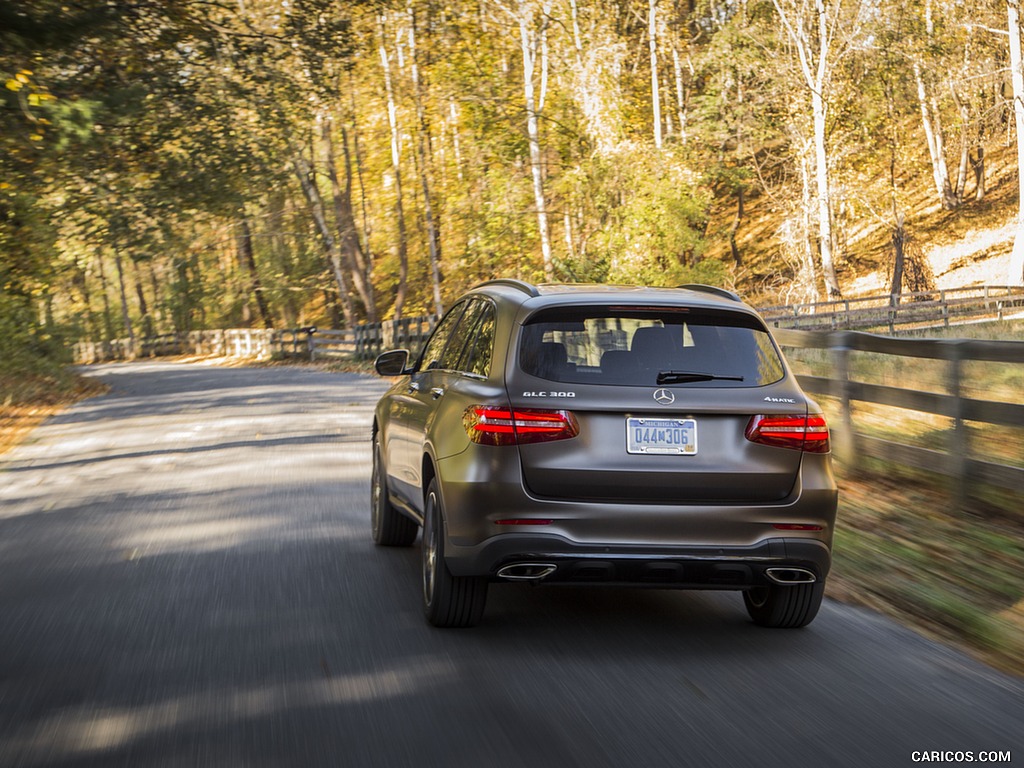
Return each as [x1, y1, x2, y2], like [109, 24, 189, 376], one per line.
[745, 414, 830, 453]
[463, 406, 579, 446]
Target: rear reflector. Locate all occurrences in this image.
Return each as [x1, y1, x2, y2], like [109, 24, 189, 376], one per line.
[463, 406, 580, 446]
[745, 414, 830, 453]
[772, 523, 824, 531]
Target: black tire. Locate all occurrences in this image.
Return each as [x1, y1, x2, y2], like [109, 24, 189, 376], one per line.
[371, 436, 418, 547]
[422, 479, 487, 628]
[743, 580, 825, 628]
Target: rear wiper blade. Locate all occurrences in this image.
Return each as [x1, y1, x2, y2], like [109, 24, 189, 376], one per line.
[656, 370, 745, 384]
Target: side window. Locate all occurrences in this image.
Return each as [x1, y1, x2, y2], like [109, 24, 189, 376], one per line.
[439, 300, 485, 371]
[418, 303, 467, 371]
[461, 303, 496, 378]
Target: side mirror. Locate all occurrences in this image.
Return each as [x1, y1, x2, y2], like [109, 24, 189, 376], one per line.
[374, 349, 411, 376]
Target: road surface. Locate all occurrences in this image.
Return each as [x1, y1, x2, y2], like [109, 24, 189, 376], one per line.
[0, 361, 1021, 767]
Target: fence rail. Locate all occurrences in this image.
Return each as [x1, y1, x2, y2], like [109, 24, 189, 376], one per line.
[72, 317, 437, 365]
[775, 328, 1024, 506]
[763, 285, 1024, 333]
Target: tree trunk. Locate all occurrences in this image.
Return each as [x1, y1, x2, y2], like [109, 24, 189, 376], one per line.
[891, 213, 906, 302]
[132, 260, 154, 337]
[323, 117, 377, 323]
[672, 43, 688, 145]
[812, 87, 841, 298]
[407, 0, 443, 317]
[773, 0, 841, 299]
[349, 77, 374, 257]
[954, 102, 970, 202]
[914, 63, 958, 210]
[292, 150, 357, 329]
[96, 251, 115, 342]
[379, 14, 410, 319]
[729, 187, 744, 265]
[1008, 0, 1024, 284]
[971, 146, 985, 201]
[236, 218, 274, 329]
[147, 260, 163, 334]
[649, 0, 663, 148]
[114, 252, 135, 343]
[519, 0, 555, 281]
[448, 99, 465, 182]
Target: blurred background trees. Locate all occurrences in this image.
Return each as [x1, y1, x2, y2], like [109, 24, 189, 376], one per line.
[2, 0, 1021, 367]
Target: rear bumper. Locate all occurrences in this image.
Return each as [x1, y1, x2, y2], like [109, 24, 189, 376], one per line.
[433, 444, 836, 587]
[445, 534, 831, 588]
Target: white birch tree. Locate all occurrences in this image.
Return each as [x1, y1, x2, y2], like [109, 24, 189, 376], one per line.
[1007, 0, 1024, 284]
[511, 0, 556, 281]
[378, 13, 410, 320]
[772, 0, 865, 299]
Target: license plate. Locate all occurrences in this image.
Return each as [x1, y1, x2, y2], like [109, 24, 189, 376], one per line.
[626, 418, 697, 455]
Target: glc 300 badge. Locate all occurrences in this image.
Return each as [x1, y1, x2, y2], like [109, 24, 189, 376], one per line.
[653, 389, 675, 405]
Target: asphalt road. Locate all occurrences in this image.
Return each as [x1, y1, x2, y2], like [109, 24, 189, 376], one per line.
[1, 361, 1021, 768]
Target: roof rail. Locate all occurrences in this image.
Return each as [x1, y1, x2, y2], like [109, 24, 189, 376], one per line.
[473, 279, 540, 297]
[677, 284, 742, 302]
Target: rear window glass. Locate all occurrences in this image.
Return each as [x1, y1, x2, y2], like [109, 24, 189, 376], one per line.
[518, 307, 785, 387]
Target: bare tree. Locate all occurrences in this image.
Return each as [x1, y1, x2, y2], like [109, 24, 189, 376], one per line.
[649, 0, 663, 148]
[1008, 0, 1024, 284]
[323, 116, 377, 323]
[771, 0, 866, 299]
[914, 61, 958, 210]
[407, 0, 443, 317]
[235, 218, 274, 329]
[379, 12, 411, 319]
[292, 148, 357, 329]
[499, 0, 555, 281]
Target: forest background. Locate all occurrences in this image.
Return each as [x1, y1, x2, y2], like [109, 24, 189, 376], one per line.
[4, 0, 1024, 384]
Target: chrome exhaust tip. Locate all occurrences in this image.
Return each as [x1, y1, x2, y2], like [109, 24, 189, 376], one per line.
[765, 567, 817, 585]
[496, 563, 557, 581]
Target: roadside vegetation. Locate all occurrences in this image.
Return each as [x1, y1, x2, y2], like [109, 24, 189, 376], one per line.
[831, 466, 1024, 677]
[0, 361, 105, 456]
[784, 320, 1024, 676]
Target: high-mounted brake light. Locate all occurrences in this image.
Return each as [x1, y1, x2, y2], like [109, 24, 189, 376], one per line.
[463, 406, 579, 446]
[745, 414, 830, 453]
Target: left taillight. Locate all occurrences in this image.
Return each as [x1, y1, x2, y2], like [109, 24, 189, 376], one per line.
[745, 413, 830, 453]
[463, 406, 580, 446]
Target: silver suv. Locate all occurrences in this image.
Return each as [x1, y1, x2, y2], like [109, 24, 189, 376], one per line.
[372, 281, 837, 628]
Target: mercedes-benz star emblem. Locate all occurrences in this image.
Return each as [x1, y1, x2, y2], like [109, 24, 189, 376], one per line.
[653, 389, 675, 405]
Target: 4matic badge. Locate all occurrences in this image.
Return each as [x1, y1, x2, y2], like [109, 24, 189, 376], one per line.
[764, 396, 797, 404]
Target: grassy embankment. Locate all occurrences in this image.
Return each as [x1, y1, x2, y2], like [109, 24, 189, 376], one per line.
[0, 361, 107, 455]
[786, 321, 1024, 677]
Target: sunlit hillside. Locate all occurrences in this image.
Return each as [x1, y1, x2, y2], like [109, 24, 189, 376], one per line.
[708, 135, 1020, 305]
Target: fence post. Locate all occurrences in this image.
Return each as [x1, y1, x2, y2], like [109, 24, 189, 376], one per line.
[946, 341, 968, 510]
[830, 331, 856, 469]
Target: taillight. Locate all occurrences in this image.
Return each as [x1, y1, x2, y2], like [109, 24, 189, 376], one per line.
[463, 406, 579, 446]
[745, 414, 830, 453]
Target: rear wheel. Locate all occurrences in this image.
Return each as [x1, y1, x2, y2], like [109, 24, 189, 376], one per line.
[422, 479, 487, 627]
[371, 436, 417, 547]
[743, 581, 825, 628]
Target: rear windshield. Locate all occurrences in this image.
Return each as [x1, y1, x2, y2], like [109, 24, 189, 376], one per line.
[518, 306, 785, 387]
